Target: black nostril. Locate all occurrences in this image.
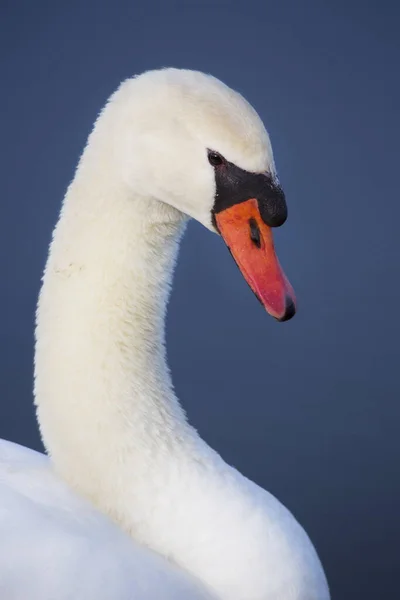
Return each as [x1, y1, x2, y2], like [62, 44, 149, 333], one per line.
[249, 218, 262, 248]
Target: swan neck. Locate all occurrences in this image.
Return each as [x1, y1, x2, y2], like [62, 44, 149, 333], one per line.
[34, 171, 192, 490]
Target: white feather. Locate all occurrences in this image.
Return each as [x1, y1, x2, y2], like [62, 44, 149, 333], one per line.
[0, 68, 329, 599]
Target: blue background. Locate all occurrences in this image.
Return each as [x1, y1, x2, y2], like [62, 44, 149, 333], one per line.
[1, 1, 399, 597]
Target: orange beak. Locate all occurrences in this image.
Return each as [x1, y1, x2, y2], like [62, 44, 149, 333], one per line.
[215, 198, 296, 321]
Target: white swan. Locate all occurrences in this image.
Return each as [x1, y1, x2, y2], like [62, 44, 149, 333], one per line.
[0, 68, 330, 600]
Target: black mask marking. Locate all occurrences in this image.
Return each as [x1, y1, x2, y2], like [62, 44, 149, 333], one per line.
[210, 156, 287, 230]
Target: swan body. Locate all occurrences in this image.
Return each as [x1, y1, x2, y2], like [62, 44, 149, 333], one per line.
[0, 68, 330, 599]
[0, 439, 214, 599]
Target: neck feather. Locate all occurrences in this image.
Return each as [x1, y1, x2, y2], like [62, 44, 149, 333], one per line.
[34, 163, 205, 507]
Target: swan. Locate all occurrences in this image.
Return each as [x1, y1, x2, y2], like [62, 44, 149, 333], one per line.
[0, 68, 330, 600]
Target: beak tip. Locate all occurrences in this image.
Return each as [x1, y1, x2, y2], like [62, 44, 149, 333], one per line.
[277, 295, 296, 322]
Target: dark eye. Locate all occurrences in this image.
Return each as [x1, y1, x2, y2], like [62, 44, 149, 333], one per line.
[207, 150, 225, 167]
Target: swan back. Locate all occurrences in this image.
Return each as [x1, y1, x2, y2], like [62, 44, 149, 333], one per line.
[0, 439, 215, 600]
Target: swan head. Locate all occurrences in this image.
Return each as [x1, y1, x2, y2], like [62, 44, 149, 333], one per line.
[95, 68, 295, 321]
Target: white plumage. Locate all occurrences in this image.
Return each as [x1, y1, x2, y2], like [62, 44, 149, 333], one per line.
[0, 68, 329, 599]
